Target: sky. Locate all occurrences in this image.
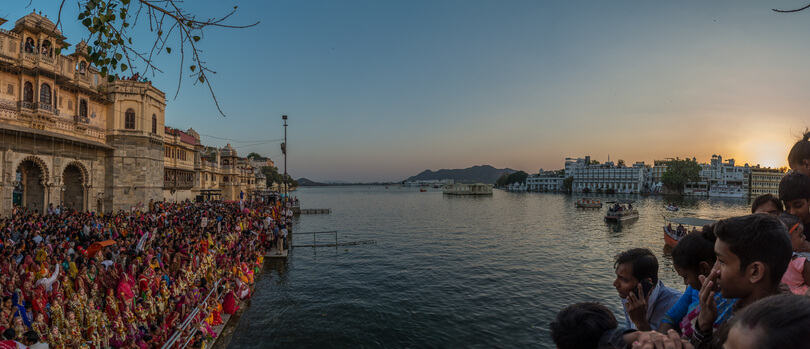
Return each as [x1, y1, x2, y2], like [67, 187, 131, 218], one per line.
[3, 1, 810, 182]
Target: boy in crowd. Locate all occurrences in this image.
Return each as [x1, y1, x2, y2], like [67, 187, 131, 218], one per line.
[724, 293, 810, 349]
[692, 214, 792, 348]
[778, 171, 810, 252]
[549, 302, 692, 349]
[613, 248, 681, 331]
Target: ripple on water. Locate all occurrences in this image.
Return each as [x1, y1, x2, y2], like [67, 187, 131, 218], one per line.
[228, 188, 751, 348]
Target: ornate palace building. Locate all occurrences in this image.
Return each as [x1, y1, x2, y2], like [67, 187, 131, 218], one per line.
[0, 13, 268, 217]
[0, 13, 165, 216]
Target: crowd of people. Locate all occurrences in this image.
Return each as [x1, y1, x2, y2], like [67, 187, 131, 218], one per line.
[0, 194, 296, 349]
[551, 131, 810, 349]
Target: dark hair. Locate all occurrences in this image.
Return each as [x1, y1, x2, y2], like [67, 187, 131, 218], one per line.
[550, 302, 617, 349]
[751, 194, 784, 214]
[672, 225, 716, 271]
[778, 172, 810, 203]
[779, 213, 803, 234]
[2, 328, 14, 341]
[787, 130, 810, 167]
[23, 330, 38, 344]
[614, 248, 659, 284]
[714, 214, 792, 287]
[726, 294, 810, 348]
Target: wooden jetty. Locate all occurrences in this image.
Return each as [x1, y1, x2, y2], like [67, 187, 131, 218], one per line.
[295, 240, 376, 248]
[299, 208, 331, 214]
[264, 246, 288, 258]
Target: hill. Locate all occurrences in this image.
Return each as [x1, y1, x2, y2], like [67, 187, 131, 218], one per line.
[405, 165, 516, 184]
[297, 178, 325, 186]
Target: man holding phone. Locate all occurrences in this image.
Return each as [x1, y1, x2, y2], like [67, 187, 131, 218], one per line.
[613, 248, 682, 331]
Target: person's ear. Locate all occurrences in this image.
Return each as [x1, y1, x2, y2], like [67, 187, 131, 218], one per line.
[699, 261, 712, 276]
[748, 261, 766, 284]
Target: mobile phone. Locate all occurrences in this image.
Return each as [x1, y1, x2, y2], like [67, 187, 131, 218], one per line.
[633, 280, 654, 299]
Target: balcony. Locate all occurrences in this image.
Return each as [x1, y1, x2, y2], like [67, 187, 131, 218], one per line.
[74, 115, 90, 124]
[19, 101, 35, 110]
[37, 102, 59, 115]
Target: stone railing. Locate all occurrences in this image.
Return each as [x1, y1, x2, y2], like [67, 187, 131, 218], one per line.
[37, 102, 58, 115]
[74, 115, 90, 124]
[19, 101, 34, 110]
[0, 99, 15, 110]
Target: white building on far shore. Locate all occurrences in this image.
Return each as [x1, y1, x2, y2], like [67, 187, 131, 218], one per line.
[526, 169, 564, 192]
[566, 156, 648, 194]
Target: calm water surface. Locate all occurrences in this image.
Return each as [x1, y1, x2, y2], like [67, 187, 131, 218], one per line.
[228, 187, 751, 348]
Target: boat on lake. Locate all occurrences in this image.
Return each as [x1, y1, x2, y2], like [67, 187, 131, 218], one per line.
[663, 216, 717, 248]
[665, 204, 679, 211]
[604, 200, 638, 221]
[575, 197, 603, 208]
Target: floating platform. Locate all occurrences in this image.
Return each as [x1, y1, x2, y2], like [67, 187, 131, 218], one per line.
[300, 208, 331, 214]
[295, 240, 377, 248]
[264, 247, 288, 258]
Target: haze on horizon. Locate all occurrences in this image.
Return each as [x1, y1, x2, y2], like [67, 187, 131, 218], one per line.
[4, 1, 810, 182]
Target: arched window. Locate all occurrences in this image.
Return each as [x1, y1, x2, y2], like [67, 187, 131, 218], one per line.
[125, 108, 135, 129]
[79, 61, 87, 75]
[39, 84, 51, 104]
[23, 82, 33, 103]
[152, 114, 157, 134]
[79, 99, 88, 118]
[223, 176, 229, 183]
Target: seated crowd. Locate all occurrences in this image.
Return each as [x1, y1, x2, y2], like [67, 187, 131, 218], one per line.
[0, 196, 294, 348]
[551, 132, 810, 349]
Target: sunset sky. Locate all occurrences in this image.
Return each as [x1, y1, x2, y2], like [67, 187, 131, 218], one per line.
[4, 1, 810, 181]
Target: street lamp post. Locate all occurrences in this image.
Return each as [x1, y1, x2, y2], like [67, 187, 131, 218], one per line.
[282, 114, 288, 198]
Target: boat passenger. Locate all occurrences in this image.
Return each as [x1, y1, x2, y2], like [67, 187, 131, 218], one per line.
[613, 248, 681, 331]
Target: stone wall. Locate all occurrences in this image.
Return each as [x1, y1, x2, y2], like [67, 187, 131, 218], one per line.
[104, 134, 163, 212]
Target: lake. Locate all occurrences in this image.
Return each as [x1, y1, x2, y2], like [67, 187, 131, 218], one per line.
[227, 186, 752, 348]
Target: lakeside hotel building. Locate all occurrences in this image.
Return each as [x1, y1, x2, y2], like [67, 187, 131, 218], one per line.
[565, 156, 647, 194]
[521, 154, 784, 197]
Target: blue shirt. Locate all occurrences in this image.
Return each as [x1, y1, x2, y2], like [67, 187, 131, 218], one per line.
[662, 285, 700, 326]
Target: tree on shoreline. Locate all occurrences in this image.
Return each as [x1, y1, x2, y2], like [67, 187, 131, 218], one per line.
[40, 0, 259, 117]
[661, 159, 701, 195]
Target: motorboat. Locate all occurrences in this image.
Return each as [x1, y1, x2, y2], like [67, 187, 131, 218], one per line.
[663, 216, 717, 248]
[665, 205, 679, 211]
[604, 200, 639, 221]
[575, 197, 603, 208]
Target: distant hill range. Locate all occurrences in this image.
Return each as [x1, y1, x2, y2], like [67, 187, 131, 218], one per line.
[297, 178, 325, 186]
[405, 165, 516, 184]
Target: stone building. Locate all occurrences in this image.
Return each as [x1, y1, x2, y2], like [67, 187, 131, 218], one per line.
[0, 13, 165, 216]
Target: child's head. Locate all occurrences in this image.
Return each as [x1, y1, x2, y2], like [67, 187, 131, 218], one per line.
[672, 226, 716, 290]
[725, 294, 810, 349]
[713, 214, 792, 300]
[778, 213, 805, 253]
[613, 248, 658, 299]
[751, 194, 783, 215]
[788, 130, 810, 176]
[778, 172, 810, 224]
[550, 302, 617, 349]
